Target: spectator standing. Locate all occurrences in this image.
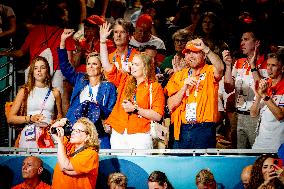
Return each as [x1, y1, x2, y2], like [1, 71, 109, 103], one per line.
[0, 3, 16, 48]
[109, 18, 138, 73]
[7, 56, 62, 148]
[73, 15, 115, 72]
[129, 14, 166, 58]
[12, 156, 50, 189]
[51, 117, 99, 189]
[250, 48, 284, 150]
[160, 29, 191, 77]
[100, 22, 165, 150]
[165, 38, 223, 149]
[58, 29, 117, 149]
[224, 26, 268, 149]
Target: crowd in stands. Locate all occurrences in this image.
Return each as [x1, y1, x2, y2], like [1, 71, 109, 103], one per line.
[1, 0, 284, 187]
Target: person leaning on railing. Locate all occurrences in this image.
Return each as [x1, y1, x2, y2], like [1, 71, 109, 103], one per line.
[50, 117, 99, 189]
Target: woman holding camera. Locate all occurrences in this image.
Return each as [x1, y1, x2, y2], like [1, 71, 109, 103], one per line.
[99, 22, 165, 150]
[58, 29, 117, 149]
[7, 56, 62, 148]
[51, 117, 99, 189]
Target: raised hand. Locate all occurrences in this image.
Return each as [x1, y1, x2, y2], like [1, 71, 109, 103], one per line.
[99, 22, 112, 42]
[222, 50, 233, 67]
[190, 38, 208, 52]
[249, 41, 260, 67]
[61, 29, 75, 42]
[172, 55, 181, 72]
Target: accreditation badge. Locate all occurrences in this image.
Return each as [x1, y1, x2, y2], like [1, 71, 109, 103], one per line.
[24, 124, 36, 141]
[185, 102, 197, 123]
[122, 61, 130, 73]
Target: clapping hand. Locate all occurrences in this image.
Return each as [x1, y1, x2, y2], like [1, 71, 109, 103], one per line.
[257, 79, 269, 98]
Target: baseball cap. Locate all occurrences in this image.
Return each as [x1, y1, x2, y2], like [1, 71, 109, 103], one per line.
[84, 15, 105, 26]
[182, 41, 202, 54]
[136, 14, 153, 31]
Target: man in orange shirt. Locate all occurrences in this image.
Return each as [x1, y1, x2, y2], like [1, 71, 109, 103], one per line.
[12, 156, 50, 189]
[165, 38, 224, 149]
[108, 18, 138, 73]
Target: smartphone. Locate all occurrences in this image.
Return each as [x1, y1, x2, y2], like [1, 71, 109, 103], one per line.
[274, 158, 283, 168]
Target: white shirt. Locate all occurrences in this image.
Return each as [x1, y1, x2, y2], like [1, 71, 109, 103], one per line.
[80, 84, 100, 103]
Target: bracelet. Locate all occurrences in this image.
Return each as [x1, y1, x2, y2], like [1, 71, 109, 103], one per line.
[133, 104, 139, 114]
[100, 41, 106, 44]
[24, 116, 28, 123]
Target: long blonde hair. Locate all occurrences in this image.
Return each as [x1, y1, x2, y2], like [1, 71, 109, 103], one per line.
[24, 56, 52, 94]
[76, 117, 99, 151]
[124, 52, 156, 100]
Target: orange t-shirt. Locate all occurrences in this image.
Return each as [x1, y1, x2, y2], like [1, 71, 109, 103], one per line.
[165, 65, 219, 140]
[12, 181, 51, 189]
[104, 65, 165, 134]
[52, 148, 99, 189]
[108, 47, 138, 72]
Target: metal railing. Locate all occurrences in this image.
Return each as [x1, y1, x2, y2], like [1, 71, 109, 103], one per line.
[0, 147, 277, 156]
[0, 48, 16, 147]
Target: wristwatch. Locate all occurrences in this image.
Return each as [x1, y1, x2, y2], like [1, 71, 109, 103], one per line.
[133, 104, 139, 113]
[251, 67, 258, 72]
[263, 96, 270, 101]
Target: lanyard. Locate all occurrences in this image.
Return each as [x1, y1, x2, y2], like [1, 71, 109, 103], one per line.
[187, 69, 200, 98]
[112, 47, 132, 67]
[39, 88, 52, 114]
[88, 83, 94, 102]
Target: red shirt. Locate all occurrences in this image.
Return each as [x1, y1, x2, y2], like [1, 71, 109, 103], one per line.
[21, 25, 74, 70]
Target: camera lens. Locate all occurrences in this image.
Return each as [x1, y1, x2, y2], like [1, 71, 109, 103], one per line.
[50, 127, 57, 134]
[63, 120, 73, 136]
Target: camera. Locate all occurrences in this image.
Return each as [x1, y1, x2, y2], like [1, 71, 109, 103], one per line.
[274, 158, 283, 167]
[50, 120, 73, 136]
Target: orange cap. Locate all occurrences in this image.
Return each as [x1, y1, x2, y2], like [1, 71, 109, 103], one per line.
[182, 42, 201, 54]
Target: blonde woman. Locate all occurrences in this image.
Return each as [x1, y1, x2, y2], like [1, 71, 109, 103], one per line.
[51, 117, 100, 189]
[7, 56, 62, 148]
[58, 29, 117, 149]
[99, 22, 165, 150]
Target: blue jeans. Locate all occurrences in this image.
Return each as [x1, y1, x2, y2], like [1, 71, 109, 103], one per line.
[173, 122, 216, 149]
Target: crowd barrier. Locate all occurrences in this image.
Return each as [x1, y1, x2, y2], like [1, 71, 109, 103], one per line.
[0, 148, 277, 189]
